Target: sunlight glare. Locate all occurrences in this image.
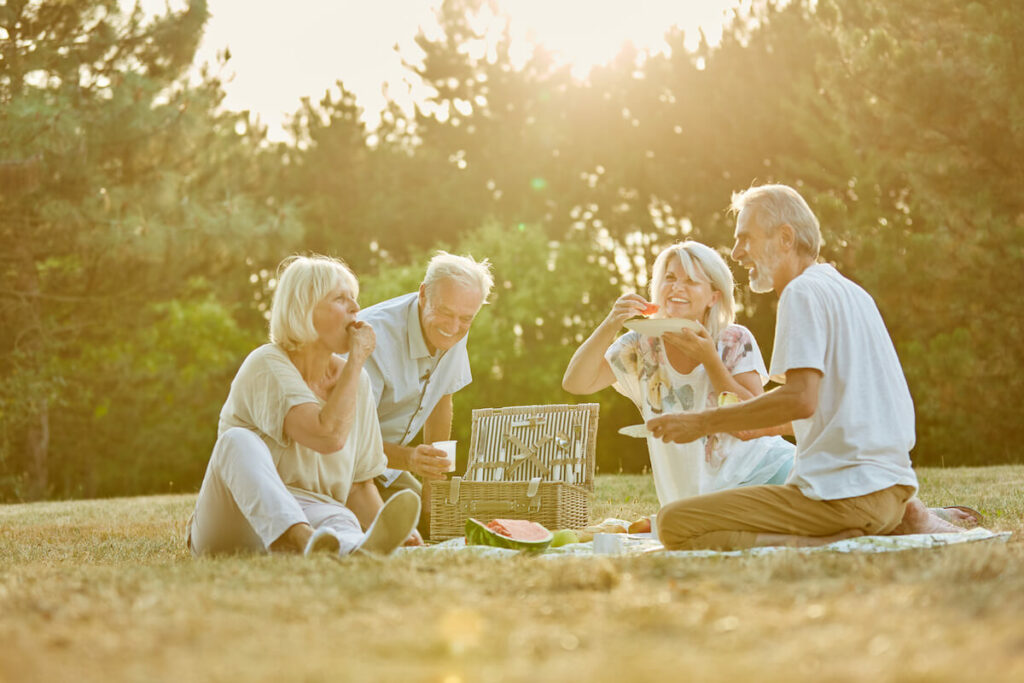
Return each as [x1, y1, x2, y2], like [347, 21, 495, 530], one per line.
[499, 0, 740, 78]
[134, 0, 744, 140]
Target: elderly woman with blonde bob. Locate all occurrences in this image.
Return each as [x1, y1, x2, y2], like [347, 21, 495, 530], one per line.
[563, 241, 794, 506]
[188, 255, 421, 557]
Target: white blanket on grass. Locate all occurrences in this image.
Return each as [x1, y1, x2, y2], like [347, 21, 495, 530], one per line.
[401, 527, 1011, 559]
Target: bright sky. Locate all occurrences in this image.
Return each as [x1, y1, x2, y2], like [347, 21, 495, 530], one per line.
[143, 0, 745, 140]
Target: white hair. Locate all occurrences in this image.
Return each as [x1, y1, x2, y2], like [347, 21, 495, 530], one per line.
[649, 241, 736, 341]
[269, 254, 358, 351]
[730, 183, 821, 258]
[422, 250, 494, 303]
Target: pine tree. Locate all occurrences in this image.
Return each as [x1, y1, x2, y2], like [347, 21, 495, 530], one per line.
[0, 0, 302, 499]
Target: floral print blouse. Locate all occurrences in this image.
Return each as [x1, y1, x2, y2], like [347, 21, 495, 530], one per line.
[606, 324, 794, 504]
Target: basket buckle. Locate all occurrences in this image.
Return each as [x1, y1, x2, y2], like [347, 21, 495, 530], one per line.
[445, 477, 462, 505]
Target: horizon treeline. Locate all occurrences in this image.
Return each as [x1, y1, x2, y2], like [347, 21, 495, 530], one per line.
[1, 0, 1021, 501]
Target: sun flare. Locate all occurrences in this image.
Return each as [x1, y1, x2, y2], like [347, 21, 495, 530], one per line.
[137, 0, 743, 138]
[494, 0, 740, 78]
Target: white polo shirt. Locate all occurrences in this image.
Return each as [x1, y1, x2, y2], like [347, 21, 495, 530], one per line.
[358, 292, 472, 484]
[770, 264, 918, 500]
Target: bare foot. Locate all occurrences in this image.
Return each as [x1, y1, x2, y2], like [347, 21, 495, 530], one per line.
[928, 506, 982, 528]
[891, 499, 963, 535]
[753, 528, 864, 548]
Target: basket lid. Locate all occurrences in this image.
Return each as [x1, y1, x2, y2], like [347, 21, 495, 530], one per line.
[463, 403, 598, 490]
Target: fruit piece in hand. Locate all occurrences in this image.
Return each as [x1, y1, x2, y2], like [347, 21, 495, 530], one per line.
[718, 391, 740, 406]
[627, 302, 659, 321]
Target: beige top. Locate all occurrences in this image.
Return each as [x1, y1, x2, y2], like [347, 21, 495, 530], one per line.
[218, 344, 387, 505]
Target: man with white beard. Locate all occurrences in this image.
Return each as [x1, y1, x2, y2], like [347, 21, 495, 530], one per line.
[648, 184, 970, 550]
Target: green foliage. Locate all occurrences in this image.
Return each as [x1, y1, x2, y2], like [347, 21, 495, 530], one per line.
[270, 80, 489, 270]
[358, 221, 650, 473]
[51, 293, 259, 497]
[3, 0, 1021, 501]
[346, 0, 1023, 468]
[786, 0, 1024, 463]
[0, 0, 303, 500]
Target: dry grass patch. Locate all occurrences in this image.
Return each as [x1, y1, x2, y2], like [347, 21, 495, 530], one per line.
[1, 467, 1022, 682]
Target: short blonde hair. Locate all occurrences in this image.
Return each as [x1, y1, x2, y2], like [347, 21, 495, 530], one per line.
[649, 241, 736, 341]
[422, 250, 494, 303]
[730, 184, 821, 258]
[269, 254, 358, 351]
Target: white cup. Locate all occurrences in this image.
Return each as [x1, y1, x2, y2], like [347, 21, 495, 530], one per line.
[593, 533, 623, 555]
[432, 440, 457, 472]
[649, 514, 658, 540]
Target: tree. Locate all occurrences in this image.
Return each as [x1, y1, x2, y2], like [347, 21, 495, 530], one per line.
[787, 0, 1024, 464]
[0, 0, 302, 499]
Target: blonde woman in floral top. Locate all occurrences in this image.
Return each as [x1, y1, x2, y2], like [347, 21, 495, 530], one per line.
[563, 241, 793, 505]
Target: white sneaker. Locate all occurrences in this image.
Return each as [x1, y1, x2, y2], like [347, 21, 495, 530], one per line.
[355, 490, 421, 557]
[303, 526, 342, 557]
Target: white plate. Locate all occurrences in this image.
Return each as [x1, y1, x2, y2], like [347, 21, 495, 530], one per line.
[623, 317, 702, 337]
[618, 424, 653, 438]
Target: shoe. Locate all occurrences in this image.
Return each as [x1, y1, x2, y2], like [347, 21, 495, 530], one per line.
[930, 506, 984, 528]
[355, 490, 421, 557]
[303, 526, 342, 557]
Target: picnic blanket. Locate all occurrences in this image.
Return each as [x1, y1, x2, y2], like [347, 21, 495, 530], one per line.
[400, 527, 1011, 559]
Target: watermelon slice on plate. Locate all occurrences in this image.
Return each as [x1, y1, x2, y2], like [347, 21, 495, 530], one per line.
[465, 518, 553, 554]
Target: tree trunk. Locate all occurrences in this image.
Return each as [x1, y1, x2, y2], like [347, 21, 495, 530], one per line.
[25, 399, 50, 499]
[15, 245, 49, 500]
[3, 157, 48, 499]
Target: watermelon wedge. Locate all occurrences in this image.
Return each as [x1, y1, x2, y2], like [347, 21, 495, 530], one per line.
[465, 518, 553, 554]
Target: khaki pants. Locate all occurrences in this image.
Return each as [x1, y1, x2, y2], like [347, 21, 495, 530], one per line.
[375, 470, 423, 499]
[375, 471, 428, 536]
[657, 483, 915, 551]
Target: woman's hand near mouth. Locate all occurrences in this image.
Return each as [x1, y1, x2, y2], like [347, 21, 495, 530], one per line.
[346, 320, 376, 363]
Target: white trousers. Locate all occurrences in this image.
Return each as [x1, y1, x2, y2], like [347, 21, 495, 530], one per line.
[189, 427, 365, 556]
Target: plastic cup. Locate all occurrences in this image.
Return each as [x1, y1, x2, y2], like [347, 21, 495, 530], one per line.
[593, 533, 623, 555]
[649, 514, 658, 540]
[432, 440, 457, 472]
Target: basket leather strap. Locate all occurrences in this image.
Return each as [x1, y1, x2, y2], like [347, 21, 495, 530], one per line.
[458, 477, 544, 515]
[504, 433, 553, 477]
[510, 416, 547, 427]
[462, 498, 542, 515]
[445, 477, 462, 504]
[526, 477, 541, 498]
[469, 457, 582, 471]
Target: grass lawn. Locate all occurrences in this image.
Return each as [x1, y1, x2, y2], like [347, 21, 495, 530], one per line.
[1, 466, 1022, 682]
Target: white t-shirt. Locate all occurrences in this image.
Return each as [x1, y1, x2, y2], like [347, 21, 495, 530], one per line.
[217, 344, 387, 505]
[358, 292, 472, 484]
[770, 264, 919, 501]
[607, 324, 794, 505]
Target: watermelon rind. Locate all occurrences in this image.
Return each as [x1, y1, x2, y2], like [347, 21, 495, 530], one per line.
[464, 518, 553, 554]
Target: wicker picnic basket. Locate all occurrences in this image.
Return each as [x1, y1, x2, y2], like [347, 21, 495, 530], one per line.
[428, 403, 599, 541]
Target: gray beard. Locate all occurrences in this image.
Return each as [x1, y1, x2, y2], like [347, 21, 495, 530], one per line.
[749, 266, 775, 293]
[748, 250, 780, 293]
